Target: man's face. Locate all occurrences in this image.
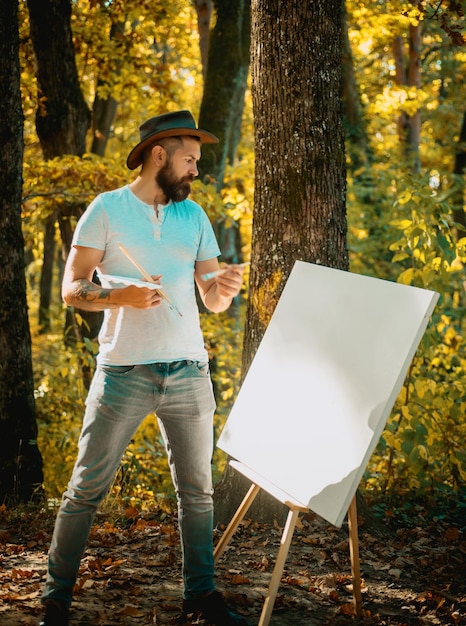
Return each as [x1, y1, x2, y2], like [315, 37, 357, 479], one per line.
[156, 137, 201, 203]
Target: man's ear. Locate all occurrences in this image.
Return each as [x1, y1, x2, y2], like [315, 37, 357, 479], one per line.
[151, 144, 166, 166]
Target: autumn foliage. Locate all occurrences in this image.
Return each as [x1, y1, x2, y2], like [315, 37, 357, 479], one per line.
[13, 0, 466, 514]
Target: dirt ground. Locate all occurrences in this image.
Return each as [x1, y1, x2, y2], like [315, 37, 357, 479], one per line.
[0, 502, 465, 625]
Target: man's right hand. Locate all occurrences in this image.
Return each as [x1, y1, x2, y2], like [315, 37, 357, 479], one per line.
[111, 281, 163, 309]
[62, 244, 164, 311]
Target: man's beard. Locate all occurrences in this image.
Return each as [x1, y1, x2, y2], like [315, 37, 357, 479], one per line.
[156, 162, 194, 203]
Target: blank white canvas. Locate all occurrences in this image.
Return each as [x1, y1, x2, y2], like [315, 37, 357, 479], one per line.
[218, 261, 439, 527]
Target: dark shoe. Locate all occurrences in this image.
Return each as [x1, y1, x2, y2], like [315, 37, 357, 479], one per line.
[38, 600, 69, 626]
[182, 590, 250, 625]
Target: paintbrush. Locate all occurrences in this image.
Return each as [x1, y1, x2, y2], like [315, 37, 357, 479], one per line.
[118, 243, 182, 316]
[201, 262, 250, 281]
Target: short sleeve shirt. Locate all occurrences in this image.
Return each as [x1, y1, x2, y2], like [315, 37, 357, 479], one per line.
[72, 185, 220, 365]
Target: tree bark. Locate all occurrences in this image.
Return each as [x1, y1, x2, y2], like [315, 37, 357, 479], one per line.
[214, 0, 348, 525]
[0, 0, 44, 504]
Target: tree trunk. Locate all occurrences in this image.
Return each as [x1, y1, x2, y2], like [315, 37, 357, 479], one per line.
[194, 0, 213, 81]
[26, 0, 90, 158]
[392, 35, 410, 145]
[341, 0, 378, 230]
[341, 0, 371, 167]
[214, 0, 347, 525]
[27, 0, 102, 371]
[408, 19, 421, 173]
[38, 212, 57, 332]
[90, 19, 125, 157]
[452, 109, 466, 231]
[91, 94, 118, 157]
[244, 0, 348, 366]
[197, 0, 251, 314]
[27, 0, 91, 266]
[0, 0, 44, 504]
[198, 0, 251, 188]
[392, 19, 422, 173]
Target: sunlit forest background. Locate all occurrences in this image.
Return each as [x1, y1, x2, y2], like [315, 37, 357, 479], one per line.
[19, 0, 466, 516]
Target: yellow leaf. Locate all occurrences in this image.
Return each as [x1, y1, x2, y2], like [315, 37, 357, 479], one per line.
[398, 268, 414, 285]
[398, 191, 412, 205]
[401, 405, 411, 419]
[392, 252, 409, 262]
[390, 218, 412, 229]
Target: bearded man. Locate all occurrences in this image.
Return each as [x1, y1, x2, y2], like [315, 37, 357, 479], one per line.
[38, 111, 248, 626]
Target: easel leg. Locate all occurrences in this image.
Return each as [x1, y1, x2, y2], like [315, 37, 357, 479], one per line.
[258, 507, 301, 626]
[214, 483, 260, 563]
[347, 496, 363, 616]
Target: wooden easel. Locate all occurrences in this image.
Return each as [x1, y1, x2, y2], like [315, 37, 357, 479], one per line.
[214, 461, 363, 626]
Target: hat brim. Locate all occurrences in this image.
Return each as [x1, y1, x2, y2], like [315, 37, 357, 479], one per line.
[127, 127, 219, 170]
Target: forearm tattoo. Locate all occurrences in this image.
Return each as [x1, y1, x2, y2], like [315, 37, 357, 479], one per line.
[69, 279, 117, 310]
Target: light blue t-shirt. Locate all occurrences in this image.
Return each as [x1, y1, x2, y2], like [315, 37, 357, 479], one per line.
[72, 185, 220, 365]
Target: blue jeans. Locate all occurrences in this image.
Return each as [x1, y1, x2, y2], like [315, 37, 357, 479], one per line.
[42, 360, 216, 607]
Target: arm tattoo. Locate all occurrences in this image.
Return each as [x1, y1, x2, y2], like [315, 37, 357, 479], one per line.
[69, 279, 117, 310]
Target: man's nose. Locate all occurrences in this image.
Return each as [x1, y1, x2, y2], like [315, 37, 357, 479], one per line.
[190, 163, 199, 177]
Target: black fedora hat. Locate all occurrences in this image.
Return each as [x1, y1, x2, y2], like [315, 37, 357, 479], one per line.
[126, 110, 219, 170]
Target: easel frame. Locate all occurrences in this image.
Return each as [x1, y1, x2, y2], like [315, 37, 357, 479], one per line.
[215, 461, 362, 626]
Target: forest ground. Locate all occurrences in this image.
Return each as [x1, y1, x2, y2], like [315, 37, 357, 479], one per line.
[0, 497, 465, 626]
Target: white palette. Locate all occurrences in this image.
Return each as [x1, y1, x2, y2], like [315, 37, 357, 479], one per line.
[99, 274, 161, 289]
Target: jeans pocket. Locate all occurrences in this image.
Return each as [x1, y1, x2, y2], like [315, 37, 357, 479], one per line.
[100, 364, 136, 375]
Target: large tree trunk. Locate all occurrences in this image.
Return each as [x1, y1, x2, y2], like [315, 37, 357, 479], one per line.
[244, 0, 347, 365]
[198, 0, 250, 188]
[0, 0, 44, 504]
[214, 0, 347, 524]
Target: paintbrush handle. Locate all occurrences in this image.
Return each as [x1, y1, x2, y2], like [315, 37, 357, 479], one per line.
[118, 243, 182, 316]
[118, 244, 154, 283]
